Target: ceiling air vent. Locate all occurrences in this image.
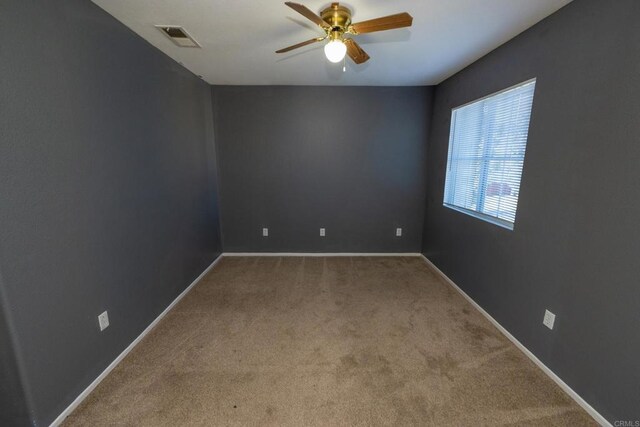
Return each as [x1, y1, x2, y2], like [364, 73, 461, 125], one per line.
[156, 25, 200, 48]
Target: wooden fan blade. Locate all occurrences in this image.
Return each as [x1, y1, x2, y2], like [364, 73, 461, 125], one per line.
[349, 12, 413, 35]
[285, 2, 330, 29]
[276, 37, 324, 53]
[344, 39, 370, 64]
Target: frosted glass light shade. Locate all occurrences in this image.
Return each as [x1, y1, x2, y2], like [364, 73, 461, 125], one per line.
[324, 40, 347, 63]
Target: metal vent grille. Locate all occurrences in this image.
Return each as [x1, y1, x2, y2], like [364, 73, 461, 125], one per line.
[156, 26, 200, 48]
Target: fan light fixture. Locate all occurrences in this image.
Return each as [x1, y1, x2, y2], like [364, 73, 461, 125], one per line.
[276, 2, 413, 66]
[324, 39, 347, 63]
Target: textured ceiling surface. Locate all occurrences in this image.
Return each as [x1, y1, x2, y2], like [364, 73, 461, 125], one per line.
[91, 0, 572, 85]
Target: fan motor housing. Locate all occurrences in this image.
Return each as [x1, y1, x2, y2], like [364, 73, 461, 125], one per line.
[321, 3, 352, 31]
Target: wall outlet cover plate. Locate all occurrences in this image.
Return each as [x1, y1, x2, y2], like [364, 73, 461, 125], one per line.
[98, 311, 110, 331]
[543, 309, 556, 330]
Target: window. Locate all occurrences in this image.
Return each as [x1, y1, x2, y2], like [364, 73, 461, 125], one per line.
[443, 79, 536, 230]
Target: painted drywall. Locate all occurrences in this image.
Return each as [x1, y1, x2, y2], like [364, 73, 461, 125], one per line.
[0, 1, 222, 425]
[0, 326, 27, 426]
[0, 273, 31, 426]
[212, 86, 433, 253]
[422, 0, 640, 422]
[91, 0, 573, 86]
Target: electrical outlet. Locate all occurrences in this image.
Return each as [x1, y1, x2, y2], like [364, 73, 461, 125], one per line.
[396, 227, 402, 237]
[98, 311, 110, 331]
[320, 228, 325, 237]
[262, 227, 269, 237]
[543, 309, 556, 330]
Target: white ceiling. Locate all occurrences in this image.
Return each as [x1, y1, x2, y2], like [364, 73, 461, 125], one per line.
[91, 0, 572, 86]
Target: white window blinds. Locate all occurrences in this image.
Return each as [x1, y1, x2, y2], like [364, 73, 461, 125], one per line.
[443, 79, 536, 230]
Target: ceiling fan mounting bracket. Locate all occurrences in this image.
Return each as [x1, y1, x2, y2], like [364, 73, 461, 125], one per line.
[320, 3, 352, 35]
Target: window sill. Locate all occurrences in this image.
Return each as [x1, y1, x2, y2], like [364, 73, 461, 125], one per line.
[443, 203, 515, 231]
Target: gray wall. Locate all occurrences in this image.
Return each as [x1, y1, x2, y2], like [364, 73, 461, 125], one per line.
[0, 1, 222, 425]
[213, 86, 432, 253]
[0, 276, 31, 426]
[423, 0, 640, 422]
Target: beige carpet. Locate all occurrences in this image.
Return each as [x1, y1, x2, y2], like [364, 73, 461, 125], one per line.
[64, 256, 595, 426]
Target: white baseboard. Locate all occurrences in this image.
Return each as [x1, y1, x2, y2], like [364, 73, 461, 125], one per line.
[223, 252, 422, 257]
[420, 255, 611, 427]
[49, 255, 223, 427]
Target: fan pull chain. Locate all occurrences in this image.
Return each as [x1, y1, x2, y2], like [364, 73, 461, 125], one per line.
[343, 55, 346, 73]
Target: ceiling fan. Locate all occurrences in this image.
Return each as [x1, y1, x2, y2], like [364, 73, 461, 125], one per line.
[276, 2, 413, 65]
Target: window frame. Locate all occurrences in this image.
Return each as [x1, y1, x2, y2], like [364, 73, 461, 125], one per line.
[443, 78, 537, 231]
